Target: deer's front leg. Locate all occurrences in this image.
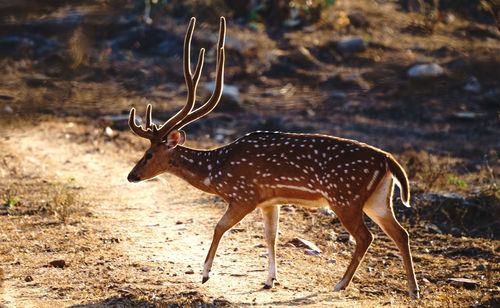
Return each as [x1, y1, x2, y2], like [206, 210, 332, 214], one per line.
[202, 202, 253, 283]
[261, 205, 280, 289]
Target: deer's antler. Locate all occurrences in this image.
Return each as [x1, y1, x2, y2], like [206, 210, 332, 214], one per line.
[129, 17, 226, 142]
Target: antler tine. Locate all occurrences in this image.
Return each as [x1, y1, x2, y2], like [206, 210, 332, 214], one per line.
[129, 107, 155, 139]
[172, 16, 226, 132]
[153, 17, 205, 140]
[145, 104, 153, 129]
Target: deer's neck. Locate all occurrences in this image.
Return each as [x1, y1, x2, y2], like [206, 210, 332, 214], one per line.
[169, 146, 216, 193]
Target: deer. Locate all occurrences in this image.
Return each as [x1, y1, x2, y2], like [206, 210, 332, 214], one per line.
[126, 17, 420, 300]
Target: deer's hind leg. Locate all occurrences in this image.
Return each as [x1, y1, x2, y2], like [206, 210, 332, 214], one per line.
[261, 205, 280, 289]
[331, 204, 373, 292]
[363, 174, 419, 299]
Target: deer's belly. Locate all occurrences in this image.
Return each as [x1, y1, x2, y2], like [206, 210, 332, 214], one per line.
[257, 197, 330, 209]
[256, 183, 331, 208]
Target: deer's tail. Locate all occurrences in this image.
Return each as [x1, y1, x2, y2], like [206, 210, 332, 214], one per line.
[387, 155, 410, 207]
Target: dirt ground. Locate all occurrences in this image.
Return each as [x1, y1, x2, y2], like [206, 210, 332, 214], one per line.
[1, 0, 500, 307]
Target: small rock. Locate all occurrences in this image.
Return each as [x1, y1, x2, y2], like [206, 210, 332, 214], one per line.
[24, 275, 33, 282]
[2, 106, 13, 113]
[325, 232, 336, 241]
[288, 237, 321, 253]
[475, 264, 486, 271]
[448, 277, 480, 289]
[420, 192, 470, 206]
[185, 269, 195, 274]
[337, 233, 354, 244]
[424, 223, 443, 234]
[348, 12, 369, 28]
[464, 76, 482, 93]
[305, 249, 321, 256]
[407, 63, 444, 78]
[204, 82, 241, 112]
[104, 126, 115, 137]
[452, 111, 485, 121]
[448, 58, 470, 70]
[49, 260, 67, 268]
[329, 90, 348, 99]
[441, 13, 456, 24]
[337, 37, 367, 54]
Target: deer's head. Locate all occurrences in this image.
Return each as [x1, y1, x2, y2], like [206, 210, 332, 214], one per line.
[127, 17, 225, 182]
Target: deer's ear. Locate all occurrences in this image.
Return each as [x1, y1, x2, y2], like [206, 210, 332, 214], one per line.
[166, 130, 186, 148]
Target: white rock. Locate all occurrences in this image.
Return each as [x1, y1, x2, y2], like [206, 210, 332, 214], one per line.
[407, 63, 444, 78]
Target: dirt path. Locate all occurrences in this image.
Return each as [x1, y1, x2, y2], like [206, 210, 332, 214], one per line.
[1, 121, 416, 307]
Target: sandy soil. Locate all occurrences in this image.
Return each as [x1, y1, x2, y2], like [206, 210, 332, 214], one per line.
[1, 0, 499, 306]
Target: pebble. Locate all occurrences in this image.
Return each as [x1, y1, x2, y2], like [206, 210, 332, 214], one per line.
[325, 232, 336, 241]
[337, 37, 367, 54]
[305, 249, 321, 256]
[464, 76, 482, 93]
[337, 233, 355, 244]
[288, 237, 321, 253]
[407, 63, 444, 78]
[448, 277, 480, 289]
[49, 259, 67, 268]
[2, 106, 13, 113]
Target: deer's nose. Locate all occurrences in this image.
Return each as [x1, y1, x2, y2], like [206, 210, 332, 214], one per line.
[127, 173, 140, 182]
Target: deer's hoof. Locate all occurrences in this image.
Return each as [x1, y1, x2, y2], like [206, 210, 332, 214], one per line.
[202, 276, 210, 284]
[410, 288, 420, 300]
[333, 282, 347, 292]
[264, 278, 279, 289]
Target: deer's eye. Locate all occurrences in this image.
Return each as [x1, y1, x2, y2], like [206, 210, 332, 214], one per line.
[145, 153, 153, 160]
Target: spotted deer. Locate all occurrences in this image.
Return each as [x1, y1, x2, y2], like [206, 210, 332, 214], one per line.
[127, 17, 420, 300]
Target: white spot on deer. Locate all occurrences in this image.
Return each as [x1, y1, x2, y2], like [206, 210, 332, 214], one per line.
[207, 164, 212, 170]
[203, 178, 211, 186]
[367, 169, 380, 191]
